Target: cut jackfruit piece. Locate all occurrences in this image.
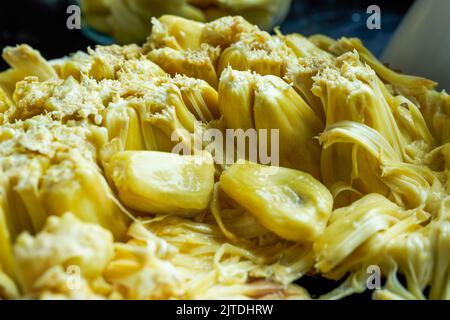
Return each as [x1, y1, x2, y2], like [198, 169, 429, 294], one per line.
[216, 29, 292, 78]
[148, 15, 206, 51]
[200, 15, 257, 48]
[0, 191, 15, 279]
[171, 75, 220, 122]
[314, 194, 425, 275]
[253, 74, 323, 178]
[0, 117, 129, 240]
[218, 67, 256, 130]
[320, 121, 439, 210]
[329, 37, 437, 100]
[13, 212, 114, 293]
[281, 33, 331, 59]
[147, 45, 220, 88]
[218, 68, 323, 177]
[103, 100, 146, 151]
[284, 54, 334, 121]
[40, 156, 129, 239]
[0, 45, 58, 97]
[219, 161, 333, 242]
[105, 151, 215, 216]
[0, 87, 11, 115]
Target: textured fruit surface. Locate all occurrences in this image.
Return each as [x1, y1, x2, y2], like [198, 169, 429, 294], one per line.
[220, 161, 332, 242]
[105, 151, 215, 216]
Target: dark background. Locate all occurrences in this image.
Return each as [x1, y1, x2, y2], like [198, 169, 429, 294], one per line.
[0, 0, 414, 70]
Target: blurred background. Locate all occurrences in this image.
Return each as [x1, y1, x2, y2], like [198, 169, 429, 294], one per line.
[0, 0, 414, 71]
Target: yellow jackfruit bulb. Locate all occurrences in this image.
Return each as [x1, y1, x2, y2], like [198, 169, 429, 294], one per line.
[319, 121, 435, 209]
[284, 55, 333, 121]
[216, 28, 292, 78]
[329, 37, 437, 100]
[52, 51, 94, 81]
[314, 194, 423, 276]
[200, 16, 257, 48]
[429, 218, 450, 299]
[147, 44, 220, 88]
[253, 74, 323, 178]
[383, 231, 432, 299]
[128, 81, 199, 152]
[13, 212, 114, 293]
[0, 87, 11, 114]
[308, 34, 338, 53]
[147, 15, 206, 51]
[0, 188, 15, 280]
[0, 117, 129, 240]
[40, 156, 129, 239]
[218, 68, 256, 130]
[311, 51, 414, 161]
[419, 89, 450, 144]
[219, 161, 333, 242]
[118, 59, 167, 83]
[217, 44, 286, 78]
[148, 106, 196, 153]
[281, 33, 331, 59]
[103, 101, 145, 151]
[105, 151, 215, 216]
[0, 45, 58, 97]
[0, 265, 19, 299]
[171, 75, 220, 122]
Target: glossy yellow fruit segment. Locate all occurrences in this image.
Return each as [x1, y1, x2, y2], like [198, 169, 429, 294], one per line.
[220, 161, 333, 242]
[105, 151, 215, 216]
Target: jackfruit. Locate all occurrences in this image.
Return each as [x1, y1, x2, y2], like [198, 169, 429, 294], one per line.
[0, 117, 129, 242]
[314, 193, 429, 279]
[0, 45, 58, 97]
[81, 1, 291, 44]
[328, 37, 437, 100]
[254, 73, 323, 177]
[147, 44, 220, 88]
[218, 68, 323, 177]
[104, 151, 215, 216]
[0, 14, 449, 301]
[218, 67, 256, 130]
[13, 212, 114, 293]
[220, 161, 333, 242]
[108, 215, 312, 299]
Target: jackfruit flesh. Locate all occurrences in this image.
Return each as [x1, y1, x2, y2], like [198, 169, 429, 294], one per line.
[218, 68, 323, 177]
[0, 116, 129, 244]
[13, 212, 114, 293]
[0, 15, 449, 301]
[220, 161, 332, 242]
[105, 151, 215, 216]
